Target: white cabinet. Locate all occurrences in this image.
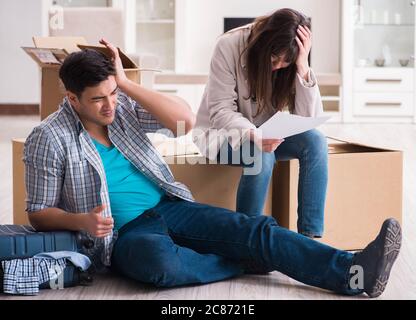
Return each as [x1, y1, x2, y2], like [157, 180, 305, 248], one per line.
[135, 0, 175, 71]
[120, 0, 206, 109]
[342, 0, 416, 123]
[120, 0, 176, 71]
[353, 92, 414, 116]
[353, 68, 414, 92]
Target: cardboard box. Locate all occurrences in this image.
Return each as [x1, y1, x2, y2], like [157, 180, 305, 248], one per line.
[168, 155, 273, 214]
[11, 139, 272, 226]
[13, 137, 402, 251]
[23, 36, 140, 120]
[272, 137, 403, 250]
[12, 139, 28, 225]
[150, 136, 271, 212]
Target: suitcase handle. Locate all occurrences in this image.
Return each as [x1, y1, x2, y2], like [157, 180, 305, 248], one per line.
[76, 233, 95, 249]
[82, 239, 95, 249]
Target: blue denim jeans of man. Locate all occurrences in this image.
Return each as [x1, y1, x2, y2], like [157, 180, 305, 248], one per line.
[217, 129, 328, 238]
[111, 197, 361, 295]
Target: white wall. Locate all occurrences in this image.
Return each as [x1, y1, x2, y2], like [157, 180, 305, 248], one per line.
[176, 0, 341, 74]
[0, 0, 341, 104]
[0, 0, 49, 104]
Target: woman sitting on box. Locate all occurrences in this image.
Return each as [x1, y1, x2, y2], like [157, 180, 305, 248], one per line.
[193, 8, 327, 238]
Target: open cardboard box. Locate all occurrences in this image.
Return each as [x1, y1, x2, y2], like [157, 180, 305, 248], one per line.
[23, 36, 140, 120]
[272, 137, 403, 250]
[12, 138, 273, 226]
[12, 138, 27, 225]
[168, 156, 274, 215]
[12, 137, 402, 250]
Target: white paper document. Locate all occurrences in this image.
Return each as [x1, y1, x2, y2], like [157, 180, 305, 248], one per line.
[258, 112, 331, 139]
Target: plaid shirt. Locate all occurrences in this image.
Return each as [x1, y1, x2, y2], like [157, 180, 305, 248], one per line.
[2, 251, 91, 295]
[2, 257, 67, 295]
[23, 91, 194, 267]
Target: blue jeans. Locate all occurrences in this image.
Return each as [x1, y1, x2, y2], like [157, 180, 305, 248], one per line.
[111, 197, 361, 295]
[217, 129, 328, 237]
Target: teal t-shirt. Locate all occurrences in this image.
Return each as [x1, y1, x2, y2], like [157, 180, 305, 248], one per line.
[93, 139, 164, 230]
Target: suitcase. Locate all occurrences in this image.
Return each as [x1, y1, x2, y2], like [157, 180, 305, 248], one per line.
[0, 225, 93, 291]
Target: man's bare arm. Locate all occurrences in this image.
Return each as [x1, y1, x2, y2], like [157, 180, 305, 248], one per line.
[29, 205, 113, 238]
[99, 38, 195, 136]
[120, 79, 195, 136]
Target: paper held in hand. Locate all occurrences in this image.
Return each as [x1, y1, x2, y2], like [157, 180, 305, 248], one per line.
[258, 112, 331, 139]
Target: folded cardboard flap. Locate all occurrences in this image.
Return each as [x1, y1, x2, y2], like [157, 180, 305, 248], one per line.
[21, 47, 69, 68]
[327, 137, 400, 154]
[32, 36, 88, 53]
[328, 143, 391, 154]
[27, 37, 139, 69]
[77, 44, 138, 69]
[23, 36, 88, 68]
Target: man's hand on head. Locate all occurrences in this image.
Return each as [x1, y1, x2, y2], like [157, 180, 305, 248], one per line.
[99, 38, 129, 89]
[98, 38, 195, 134]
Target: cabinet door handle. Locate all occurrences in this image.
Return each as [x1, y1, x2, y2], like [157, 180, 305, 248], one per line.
[365, 102, 402, 107]
[365, 79, 402, 83]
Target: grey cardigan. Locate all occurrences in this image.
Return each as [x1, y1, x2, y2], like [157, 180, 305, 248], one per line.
[193, 25, 324, 160]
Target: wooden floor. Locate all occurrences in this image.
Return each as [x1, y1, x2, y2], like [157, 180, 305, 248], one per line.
[0, 115, 415, 300]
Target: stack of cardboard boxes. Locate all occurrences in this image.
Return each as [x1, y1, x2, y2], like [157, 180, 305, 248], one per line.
[13, 137, 402, 250]
[13, 37, 403, 251]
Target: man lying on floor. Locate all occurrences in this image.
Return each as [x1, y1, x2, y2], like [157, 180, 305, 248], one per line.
[24, 39, 401, 298]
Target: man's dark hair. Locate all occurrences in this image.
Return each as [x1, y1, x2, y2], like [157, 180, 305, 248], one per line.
[59, 49, 116, 97]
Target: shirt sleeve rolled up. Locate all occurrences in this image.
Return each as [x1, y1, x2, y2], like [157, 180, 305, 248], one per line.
[23, 127, 64, 213]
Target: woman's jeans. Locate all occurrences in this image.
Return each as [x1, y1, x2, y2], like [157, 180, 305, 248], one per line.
[217, 129, 328, 238]
[111, 197, 361, 295]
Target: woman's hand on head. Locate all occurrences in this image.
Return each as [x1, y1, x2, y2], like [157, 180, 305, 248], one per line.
[295, 25, 312, 79]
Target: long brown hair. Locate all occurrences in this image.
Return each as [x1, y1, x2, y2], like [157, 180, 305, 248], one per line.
[242, 8, 311, 116]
